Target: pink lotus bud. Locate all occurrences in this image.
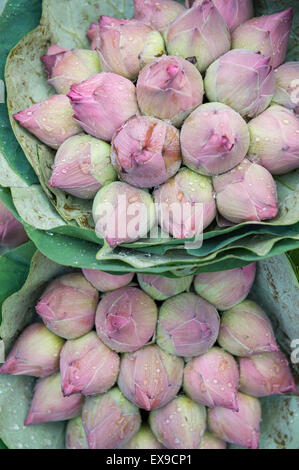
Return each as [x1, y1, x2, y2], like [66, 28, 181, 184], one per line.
[24, 373, 83, 425]
[36, 273, 98, 340]
[272, 62, 299, 114]
[204, 49, 275, 119]
[232, 9, 293, 69]
[87, 17, 165, 81]
[213, 159, 278, 223]
[82, 268, 134, 292]
[208, 392, 261, 449]
[137, 273, 193, 300]
[60, 331, 120, 396]
[121, 424, 165, 449]
[13, 95, 81, 149]
[157, 293, 220, 357]
[199, 432, 227, 449]
[149, 396, 206, 449]
[49, 134, 117, 199]
[218, 300, 279, 357]
[183, 347, 239, 410]
[41, 46, 101, 94]
[248, 105, 299, 175]
[82, 387, 141, 449]
[93, 181, 156, 247]
[194, 264, 256, 311]
[96, 287, 158, 353]
[165, 1, 231, 73]
[181, 103, 250, 176]
[136, 55, 204, 126]
[0, 201, 28, 247]
[154, 168, 216, 239]
[0, 323, 64, 377]
[118, 345, 184, 411]
[111, 116, 181, 188]
[67, 73, 138, 142]
[239, 351, 298, 397]
[66, 416, 88, 449]
[134, 0, 186, 33]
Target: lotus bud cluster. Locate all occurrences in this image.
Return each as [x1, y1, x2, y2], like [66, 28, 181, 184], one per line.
[60, 332, 120, 396]
[239, 351, 299, 397]
[137, 273, 193, 300]
[156, 293, 220, 357]
[87, 16, 165, 81]
[36, 273, 98, 339]
[232, 9, 293, 69]
[204, 49, 275, 119]
[49, 134, 117, 199]
[194, 263, 256, 310]
[41, 45, 101, 94]
[154, 168, 216, 239]
[136, 55, 204, 127]
[248, 105, 299, 175]
[213, 159, 278, 224]
[199, 432, 227, 449]
[66, 417, 88, 449]
[82, 268, 134, 292]
[272, 62, 299, 114]
[0, 201, 28, 247]
[218, 300, 278, 357]
[111, 116, 181, 188]
[95, 287, 158, 352]
[134, 0, 186, 33]
[208, 392, 261, 449]
[122, 424, 165, 449]
[118, 345, 184, 410]
[82, 387, 141, 449]
[149, 396, 206, 449]
[13, 95, 82, 149]
[183, 347, 239, 410]
[67, 73, 138, 142]
[181, 103, 250, 176]
[166, 1, 231, 73]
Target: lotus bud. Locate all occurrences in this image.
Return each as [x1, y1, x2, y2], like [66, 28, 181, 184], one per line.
[247, 105, 299, 175]
[208, 392, 261, 449]
[96, 287, 158, 353]
[213, 159, 278, 224]
[87, 17, 165, 81]
[239, 351, 299, 397]
[0, 201, 28, 247]
[272, 62, 299, 114]
[165, 1, 231, 73]
[218, 300, 279, 357]
[232, 9, 293, 69]
[82, 387, 141, 449]
[49, 134, 117, 199]
[154, 168, 216, 239]
[199, 432, 227, 449]
[13, 95, 81, 149]
[157, 293, 220, 357]
[134, 0, 186, 33]
[41, 45, 101, 94]
[194, 264, 256, 311]
[67, 73, 138, 142]
[137, 273, 193, 300]
[24, 373, 83, 425]
[118, 345, 184, 411]
[136, 55, 204, 126]
[204, 50, 275, 119]
[181, 103, 250, 176]
[92, 182, 156, 247]
[122, 424, 165, 449]
[36, 273, 98, 340]
[60, 332, 120, 396]
[111, 116, 181, 188]
[66, 416, 88, 449]
[183, 347, 239, 410]
[149, 396, 206, 449]
[82, 268, 134, 292]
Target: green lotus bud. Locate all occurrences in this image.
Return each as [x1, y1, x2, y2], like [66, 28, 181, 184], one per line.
[66, 417, 88, 449]
[137, 273, 193, 300]
[121, 424, 165, 449]
[199, 432, 227, 449]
